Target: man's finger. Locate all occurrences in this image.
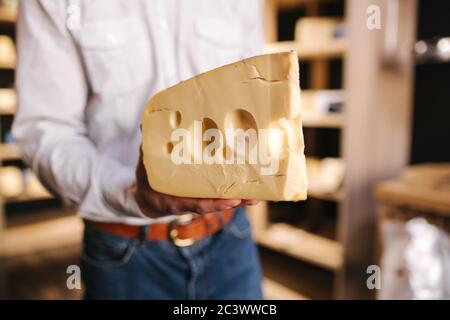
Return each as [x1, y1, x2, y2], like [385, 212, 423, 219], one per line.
[176, 198, 241, 214]
[241, 199, 260, 206]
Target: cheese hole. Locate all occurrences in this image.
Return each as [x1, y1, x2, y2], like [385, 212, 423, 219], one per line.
[167, 142, 174, 154]
[202, 117, 218, 131]
[202, 117, 220, 156]
[224, 109, 258, 132]
[224, 109, 258, 156]
[169, 110, 182, 128]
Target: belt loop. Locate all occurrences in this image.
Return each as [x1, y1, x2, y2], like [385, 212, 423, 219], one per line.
[139, 225, 149, 244]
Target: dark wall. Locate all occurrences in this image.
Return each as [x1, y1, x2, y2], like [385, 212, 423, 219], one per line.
[410, 0, 450, 164]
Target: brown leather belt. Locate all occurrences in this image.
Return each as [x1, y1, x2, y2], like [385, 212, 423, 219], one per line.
[84, 209, 234, 247]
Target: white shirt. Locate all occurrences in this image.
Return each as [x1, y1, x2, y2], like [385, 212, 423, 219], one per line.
[12, 0, 263, 225]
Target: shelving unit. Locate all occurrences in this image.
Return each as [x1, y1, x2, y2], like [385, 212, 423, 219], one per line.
[0, 108, 14, 116]
[0, 4, 17, 297]
[0, 5, 64, 299]
[263, 277, 309, 300]
[0, 143, 19, 161]
[0, 62, 14, 70]
[302, 113, 344, 128]
[308, 187, 343, 202]
[265, 39, 346, 59]
[253, 0, 347, 299]
[251, 0, 418, 299]
[255, 223, 343, 271]
[3, 189, 53, 204]
[0, 4, 60, 248]
[0, 215, 82, 258]
[0, 6, 16, 24]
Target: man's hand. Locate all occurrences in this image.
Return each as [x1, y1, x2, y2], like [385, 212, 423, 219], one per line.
[135, 150, 258, 218]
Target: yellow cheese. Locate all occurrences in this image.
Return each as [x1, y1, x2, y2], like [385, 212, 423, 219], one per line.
[0, 35, 16, 68]
[0, 88, 17, 114]
[24, 170, 51, 198]
[141, 52, 307, 201]
[306, 157, 345, 194]
[0, 166, 23, 198]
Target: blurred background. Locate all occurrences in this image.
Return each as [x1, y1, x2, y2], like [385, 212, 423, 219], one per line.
[0, 0, 449, 300]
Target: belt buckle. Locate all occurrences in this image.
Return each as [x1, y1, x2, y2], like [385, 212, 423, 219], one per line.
[169, 213, 196, 247]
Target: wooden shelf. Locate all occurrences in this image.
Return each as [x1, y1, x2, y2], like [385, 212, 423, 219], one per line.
[0, 108, 14, 116]
[0, 88, 16, 115]
[0, 215, 82, 258]
[0, 62, 14, 70]
[308, 187, 343, 202]
[264, 40, 346, 59]
[4, 190, 53, 204]
[255, 223, 343, 271]
[261, 0, 417, 300]
[263, 277, 309, 300]
[275, 0, 339, 10]
[302, 113, 344, 128]
[375, 164, 450, 217]
[0, 144, 19, 162]
[0, 7, 16, 24]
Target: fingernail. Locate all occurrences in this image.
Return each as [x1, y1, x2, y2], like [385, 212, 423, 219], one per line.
[229, 200, 241, 207]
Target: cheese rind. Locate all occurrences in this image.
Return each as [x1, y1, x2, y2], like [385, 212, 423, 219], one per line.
[141, 52, 307, 201]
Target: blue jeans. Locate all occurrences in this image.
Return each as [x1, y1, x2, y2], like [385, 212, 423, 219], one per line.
[81, 208, 263, 299]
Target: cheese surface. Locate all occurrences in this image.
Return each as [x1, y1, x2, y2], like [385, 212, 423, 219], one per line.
[141, 52, 307, 201]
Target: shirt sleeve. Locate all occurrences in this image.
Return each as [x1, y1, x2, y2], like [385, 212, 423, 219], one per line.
[240, 0, 265, 58]
[12, 0, 147, 221]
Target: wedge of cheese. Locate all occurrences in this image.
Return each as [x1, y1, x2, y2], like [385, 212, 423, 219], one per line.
[141, 52, 307, 201]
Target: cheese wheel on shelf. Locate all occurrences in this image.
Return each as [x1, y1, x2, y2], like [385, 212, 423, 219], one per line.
[0, 35, 16, 67]
[0, 166, 24, 198]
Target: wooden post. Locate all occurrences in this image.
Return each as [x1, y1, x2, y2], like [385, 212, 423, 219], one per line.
[310, 60, 328, 89]
[306, 0, 327, 90]
[264, 0, 278, 42]
[337, 0, 417, 299]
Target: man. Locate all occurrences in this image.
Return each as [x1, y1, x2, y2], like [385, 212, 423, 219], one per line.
[13, 0, 264, 299]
